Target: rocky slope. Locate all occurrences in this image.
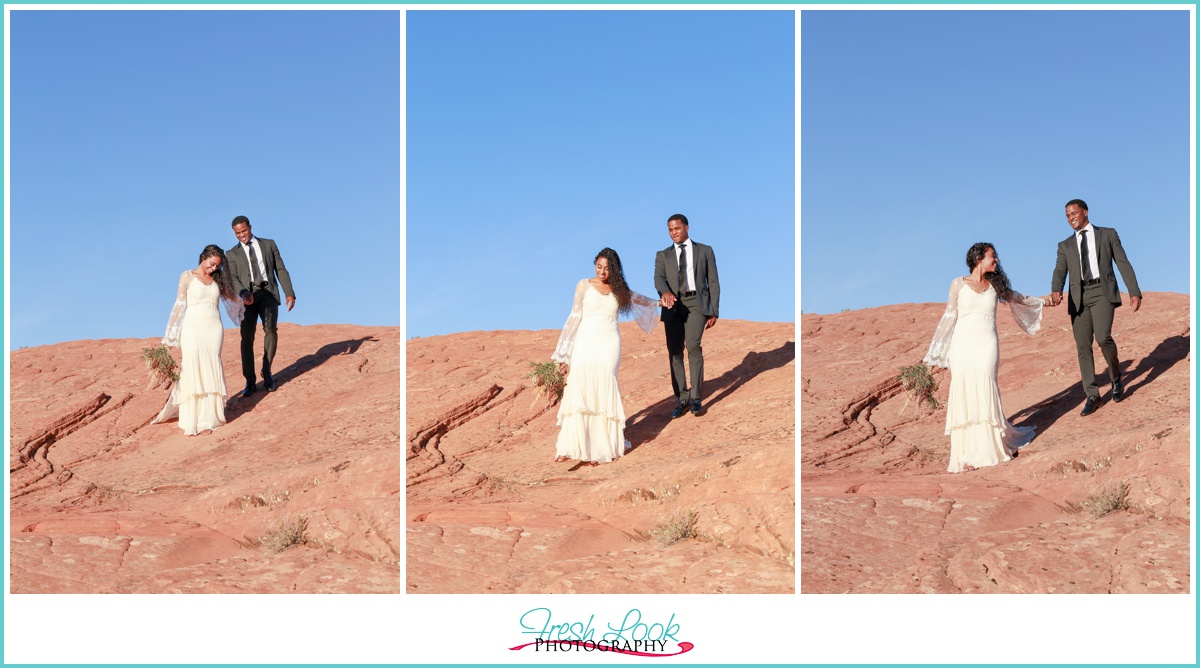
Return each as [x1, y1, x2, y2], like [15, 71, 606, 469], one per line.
[406, 320, 795, 593]
[10, 324, 400, 593]
[801, 292, 1190, 593]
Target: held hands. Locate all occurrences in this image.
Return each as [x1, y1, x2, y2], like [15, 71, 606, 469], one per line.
[660, 293, 677, 309]
[1043, 292, 1143, 311]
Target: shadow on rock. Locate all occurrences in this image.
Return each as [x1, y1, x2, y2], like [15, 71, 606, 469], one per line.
[1122, 333, 1189, 401]
[625, 340, 795, 450]
[1010, 380, 1088, 434]
[230, 337, 377, 414]
[1010, 333, 1189, 433]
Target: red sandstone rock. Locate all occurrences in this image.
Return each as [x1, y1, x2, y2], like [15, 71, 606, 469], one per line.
[801, 292, 1190, 593]
[9, 324, 400, 593]
[406, 320, 795, 593]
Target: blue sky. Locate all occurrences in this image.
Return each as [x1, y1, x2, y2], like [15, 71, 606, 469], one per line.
[9, 10, 400, 349]
[406, 10, 795, 339]
[801, 9, 1191, 314]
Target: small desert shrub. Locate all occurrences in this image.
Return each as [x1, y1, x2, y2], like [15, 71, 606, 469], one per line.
[650, 509, 698, 547]
[260, 514, 309, 553]
[528, 361, 567, 407]
[898, 362, 940, 412]
[141, 345, 179, 389]
[1083, 480, 1130, 518]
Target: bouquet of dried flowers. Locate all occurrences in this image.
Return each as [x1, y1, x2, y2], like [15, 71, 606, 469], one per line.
[141, 345, 179, 390]
[898, 362, 939, 414]
[528, 360, 567, 408]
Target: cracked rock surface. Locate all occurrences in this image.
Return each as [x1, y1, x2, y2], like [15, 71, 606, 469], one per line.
[10, 324, 400, 593]
[801, 292, 1190, 594]
[406, 320, 795, 593]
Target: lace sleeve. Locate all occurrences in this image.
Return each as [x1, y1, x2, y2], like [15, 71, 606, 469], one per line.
[922, 277, 962, 369]
[551, 279, 589, 363]
[222, 296, 245, 327]
[1006, 289, 1044, 336]
[629, 290, 659, 334]
[162, 271, 191, 347]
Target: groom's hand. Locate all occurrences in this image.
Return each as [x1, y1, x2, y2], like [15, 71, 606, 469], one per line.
[1130, 295, 1142, 312]
[286, 296, 295, 312]
[661, 293, 677, 308]
[1050, 291, 1063, 306]
[705, 315, 718, 330]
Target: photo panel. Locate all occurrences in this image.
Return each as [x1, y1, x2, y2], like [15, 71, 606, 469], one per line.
[6, 7, 402, 663]
[798, 6, 1194, 665]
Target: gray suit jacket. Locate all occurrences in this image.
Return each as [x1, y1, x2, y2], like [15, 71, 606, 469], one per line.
[226, 237, 295, 305]
[654, 240, 720, 321]
[1051, 225, 1140, 316]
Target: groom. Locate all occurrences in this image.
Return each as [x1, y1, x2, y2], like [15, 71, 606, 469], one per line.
[654, 213, 720, 419]
[227, 215, 296, 397]
[1050, 199, 1141, 416]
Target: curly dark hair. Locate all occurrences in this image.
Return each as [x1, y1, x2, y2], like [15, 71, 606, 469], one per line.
[199, 244, 238, 302]
[595, 247, 633, 316]
[966, 242, 1013, 302]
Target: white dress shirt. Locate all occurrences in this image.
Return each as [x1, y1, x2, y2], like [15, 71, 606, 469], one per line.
[674, 239, 696, 292]
[1074, 223, 1101, 281]
[241, 236, 269, 285]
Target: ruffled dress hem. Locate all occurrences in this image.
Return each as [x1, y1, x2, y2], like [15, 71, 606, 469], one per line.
[554, 412, 630, 463]
[945, 368, 1036, 473]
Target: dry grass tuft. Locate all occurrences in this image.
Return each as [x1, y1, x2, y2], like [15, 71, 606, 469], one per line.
[1082, 480, 1131, 518]
[650, 509, 698, 546]
[260, 514, 309, 553]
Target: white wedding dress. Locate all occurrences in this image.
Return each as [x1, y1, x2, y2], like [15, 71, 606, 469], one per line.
[923, 276, 1043, 473]
[551, 279, 657, 463]
[151, 271, 242, 435]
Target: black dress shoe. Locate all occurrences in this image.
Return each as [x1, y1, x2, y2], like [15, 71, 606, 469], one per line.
[670, 402, 689, 419]
[689, 400, 702, 415]
[242, 382, 257, 398]
[1111, 379, 1125, 403]
[1080, 394, 1101, 416]
[264, 375, 277, 392]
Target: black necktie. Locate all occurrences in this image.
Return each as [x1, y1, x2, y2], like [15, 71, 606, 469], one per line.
[677, 244, 688, 293]
[1080, 231, 1093, 281]
[248, 243, 264, 284]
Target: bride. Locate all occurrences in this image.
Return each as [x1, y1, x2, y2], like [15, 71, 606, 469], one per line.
[551, 248, 661, 466]
[923, 242, 1056, 472]
[151, 245, 244, 436]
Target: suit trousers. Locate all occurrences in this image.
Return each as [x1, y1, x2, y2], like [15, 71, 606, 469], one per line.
[1072, 282, 1120, 399]
[665, 293, 706, 403]
[241, 287, 279, 385]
